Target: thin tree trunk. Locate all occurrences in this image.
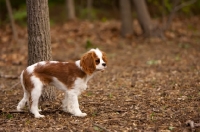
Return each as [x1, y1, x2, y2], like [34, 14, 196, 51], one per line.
[5, 0, 18, 41]
[133, 0, 152, 37]
[26, 0, 55, 101]
[119, 0, 133, 37]
[87, 0, 93, 19]
[66, 0, 76, 20]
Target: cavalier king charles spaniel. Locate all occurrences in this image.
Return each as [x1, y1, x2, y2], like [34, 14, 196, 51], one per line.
[17, 48, 107, 118]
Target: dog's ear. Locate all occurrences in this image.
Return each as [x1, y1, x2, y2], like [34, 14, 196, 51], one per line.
[102, 52, 108, 64]
[80, 51, 96, 75]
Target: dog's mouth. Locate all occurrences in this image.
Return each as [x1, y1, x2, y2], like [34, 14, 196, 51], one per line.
[96, 67, 106, 72]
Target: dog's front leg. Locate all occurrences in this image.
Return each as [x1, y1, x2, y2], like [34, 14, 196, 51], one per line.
[65, 90, 87, 117]
[62, 93, 68, 112]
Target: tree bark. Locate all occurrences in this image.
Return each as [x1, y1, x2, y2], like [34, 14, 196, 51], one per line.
[133, 0, 152, 37]
[5, 0, 18, 41]
[26, 0, 55, 100]
[66, 0, 76, 20]
[119, 0, 133, 37]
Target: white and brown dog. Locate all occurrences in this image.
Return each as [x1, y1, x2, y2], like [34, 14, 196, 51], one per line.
[17, 48, 107, 118]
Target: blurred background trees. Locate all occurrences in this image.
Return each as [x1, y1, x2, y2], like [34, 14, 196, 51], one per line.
[66, 0, 76, 20]
[0, 0, 199, 38]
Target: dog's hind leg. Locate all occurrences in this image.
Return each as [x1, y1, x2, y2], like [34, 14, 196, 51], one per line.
[17, 70, 29, 111]
[30, 76, 44, 118]
[17, 90, 29, 111]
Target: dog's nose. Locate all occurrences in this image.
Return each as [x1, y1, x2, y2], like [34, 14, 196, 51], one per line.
[102, 63, 106, 66]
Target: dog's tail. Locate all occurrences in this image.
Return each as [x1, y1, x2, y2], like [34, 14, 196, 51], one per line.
[20, 70, 26, 91]
[17, 70, 29, 111]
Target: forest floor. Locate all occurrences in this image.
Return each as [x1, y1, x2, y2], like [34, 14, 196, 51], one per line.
[0, 16, 200, 132]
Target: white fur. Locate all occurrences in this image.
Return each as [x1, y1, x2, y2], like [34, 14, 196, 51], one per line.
[30, 76, 44, 118]
[26, 64, 36, 74]
[17, 48, 106, 118]
[38, 61, 47, 65]
[50, 61, 59, 64]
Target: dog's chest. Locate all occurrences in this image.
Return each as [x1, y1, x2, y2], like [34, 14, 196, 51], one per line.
[74, 78, 88, 93]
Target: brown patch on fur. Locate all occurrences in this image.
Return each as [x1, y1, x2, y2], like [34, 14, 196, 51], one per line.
[33, 62, 86, 89]
[80, 51, 98, 75]
[23, 70, 34, 93]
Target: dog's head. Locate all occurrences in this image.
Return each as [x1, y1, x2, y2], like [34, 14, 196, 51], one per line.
[80, 48, 107, 75]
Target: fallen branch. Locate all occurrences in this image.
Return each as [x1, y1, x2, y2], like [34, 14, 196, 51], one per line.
[0, 110, 28, 114]
[174, 0, 197, 12]
[93, 123, 110, 132]
[186, 120, 200, 129]
[0, 109, 63, 114]
[0, 74, 19, 79]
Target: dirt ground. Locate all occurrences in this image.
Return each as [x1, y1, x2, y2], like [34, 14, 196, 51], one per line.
[0, 17, 200, 131]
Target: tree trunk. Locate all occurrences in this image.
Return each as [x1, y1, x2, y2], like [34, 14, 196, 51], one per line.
[87, 0, 93, 19]
[26, 0, 55, 101]
[133, 0, 152, 37]
[66, 0, 76, 20]
[119, 0, 133, 37]
[5, 0, 18, 41]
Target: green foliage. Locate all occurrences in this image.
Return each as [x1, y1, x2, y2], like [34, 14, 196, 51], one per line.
[108, 93, 113, 98]
[50, 19, 55, 26]
[87, 91, 93, 96]
[168, 126, 175, 130]
[101, 17, 107, 22]
[13, 6, 27, 25]
[147, 0, 199, 17]
[93, 126, 99, 131]
[150, 112, 155, 120]
[79, 8, 98, 20]
[164, 0, 172, 12]
[92, 111, 98, 117]
[6, 113, 13, 119]
[25, 120, 30, 125]
[175, 55, 180, 61]
[85, 39, 94, 49]
[178, 43, 190, 49]
[147, 60, 161, 65]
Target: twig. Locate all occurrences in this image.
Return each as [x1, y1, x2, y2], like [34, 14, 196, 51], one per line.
[93, 123, 110, 132]
[174, 0, 197, 12]
[9, 82, 20, 90]
[0, 110, 28, 114]
[0, 82, 20, 91]
[0, 74, 19, 79]
[195, 123, 200, 127]
[164, 0, 197, 31]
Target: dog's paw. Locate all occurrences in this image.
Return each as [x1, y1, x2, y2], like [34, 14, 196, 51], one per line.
[74, 113, 87, 117]
[17, 106, 22, 111]
[63, 108, 70, 113]
[34, 114, 45, 118]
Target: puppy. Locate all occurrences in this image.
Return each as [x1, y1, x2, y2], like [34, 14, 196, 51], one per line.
[17, 48, 107, 118]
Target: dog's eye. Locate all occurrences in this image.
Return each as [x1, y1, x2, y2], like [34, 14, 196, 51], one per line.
[95, 59, 100, 64]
